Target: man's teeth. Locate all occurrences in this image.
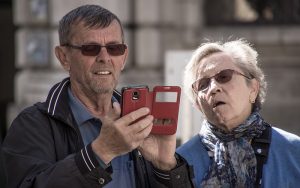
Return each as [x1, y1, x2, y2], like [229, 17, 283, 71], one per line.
[95, 71, 110, 75]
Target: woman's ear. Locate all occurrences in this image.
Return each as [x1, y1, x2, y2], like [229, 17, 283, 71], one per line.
[250, 79, 260, 102]
[55, 46, 70, 71]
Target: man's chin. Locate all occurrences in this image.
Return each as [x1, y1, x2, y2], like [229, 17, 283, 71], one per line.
[92, 86, 115, 94]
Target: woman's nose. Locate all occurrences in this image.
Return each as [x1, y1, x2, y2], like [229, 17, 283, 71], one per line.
[207, 78, 222, 94]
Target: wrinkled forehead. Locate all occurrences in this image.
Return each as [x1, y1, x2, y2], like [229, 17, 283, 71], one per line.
[69, 20, 123, 41]
[196, 52, 238, 78]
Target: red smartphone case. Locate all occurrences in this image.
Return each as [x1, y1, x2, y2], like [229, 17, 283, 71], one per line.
[121, 86, 181, 135]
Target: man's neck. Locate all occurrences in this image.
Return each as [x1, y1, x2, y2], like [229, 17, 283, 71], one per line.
[70, 87, 113, 118]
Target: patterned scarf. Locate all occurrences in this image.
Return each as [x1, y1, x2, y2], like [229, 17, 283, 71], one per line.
[200, 111, 266, 188]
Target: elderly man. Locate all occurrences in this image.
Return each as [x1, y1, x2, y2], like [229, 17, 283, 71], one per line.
[2, 4, 194, 188]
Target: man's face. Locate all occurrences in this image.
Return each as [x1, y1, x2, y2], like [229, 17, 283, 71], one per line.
[62, 20, 127, 96]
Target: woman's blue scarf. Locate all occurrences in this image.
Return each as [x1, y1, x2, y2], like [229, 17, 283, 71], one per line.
[200, 110, 266, 188]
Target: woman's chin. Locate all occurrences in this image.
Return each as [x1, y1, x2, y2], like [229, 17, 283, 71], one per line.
[210, 116, 240, 132]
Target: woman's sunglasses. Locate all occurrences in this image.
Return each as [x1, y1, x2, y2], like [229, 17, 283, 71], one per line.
[62, 43, 127, 56]
[192, 69, 252, 92]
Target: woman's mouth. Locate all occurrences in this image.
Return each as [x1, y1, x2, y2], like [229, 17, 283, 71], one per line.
[213, 101, 226, 108]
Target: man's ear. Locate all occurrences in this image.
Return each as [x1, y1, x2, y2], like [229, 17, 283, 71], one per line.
[120, 47, 128, 70]
[55, 46, 70, 71]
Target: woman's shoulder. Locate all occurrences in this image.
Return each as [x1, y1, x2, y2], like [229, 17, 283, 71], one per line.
[269, 126, 300, 154]
[176, 134, 207, 157]
[271, 126, 300, 144]
[177, 135, 202, 150]
[264, 126, 300, 183]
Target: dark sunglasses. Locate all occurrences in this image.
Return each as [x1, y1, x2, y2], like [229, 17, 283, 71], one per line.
[62, 43, 127, 56]
[192, 69, 252, 92]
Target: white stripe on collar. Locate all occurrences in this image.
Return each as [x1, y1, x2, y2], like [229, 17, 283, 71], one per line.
[47, 79, 69, 115]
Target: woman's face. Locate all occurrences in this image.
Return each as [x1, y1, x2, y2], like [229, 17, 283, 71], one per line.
[195, 52, 259, 132]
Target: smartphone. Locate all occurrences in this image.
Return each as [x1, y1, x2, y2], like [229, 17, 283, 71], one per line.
[121, 85, 181, 135]
[121, 85, 150, 117]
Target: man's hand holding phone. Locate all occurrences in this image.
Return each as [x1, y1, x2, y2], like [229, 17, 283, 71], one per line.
[92, 104, 154, 164]
[121, 85, 181, 170]
[121, 85, 181, 135]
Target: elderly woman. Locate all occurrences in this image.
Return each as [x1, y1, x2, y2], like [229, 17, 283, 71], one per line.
[176, 39, 300, 187]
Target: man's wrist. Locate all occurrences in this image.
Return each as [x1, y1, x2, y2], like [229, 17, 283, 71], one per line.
[91, 140, 114, 164]
[151, 154, 193, 187]
[152, 156, 177, 171]
[152, 153, 183, 171]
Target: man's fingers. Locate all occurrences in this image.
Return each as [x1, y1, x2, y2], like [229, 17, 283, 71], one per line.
[122, 107, 151, 125]
[136, 122, 153, 140]
[130, 115, 154, 133]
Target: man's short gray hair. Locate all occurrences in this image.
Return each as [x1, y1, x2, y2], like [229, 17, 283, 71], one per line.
[58, 4, 124, 45]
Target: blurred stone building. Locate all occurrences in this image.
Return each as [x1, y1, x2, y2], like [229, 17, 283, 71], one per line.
[2, 0, 300, 148]
[1, 0, 300, 186]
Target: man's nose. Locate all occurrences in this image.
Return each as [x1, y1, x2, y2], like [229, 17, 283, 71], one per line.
[96, 47, 111, 63]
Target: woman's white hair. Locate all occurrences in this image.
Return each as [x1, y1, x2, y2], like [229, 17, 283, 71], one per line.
[183, 39, 267, 109]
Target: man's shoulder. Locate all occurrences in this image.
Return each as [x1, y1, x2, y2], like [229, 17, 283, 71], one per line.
[12, 103, 48, 124]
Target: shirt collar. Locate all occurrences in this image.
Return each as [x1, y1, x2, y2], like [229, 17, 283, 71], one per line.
[68, 87, 119, 126]
[68, 88, 93, 125]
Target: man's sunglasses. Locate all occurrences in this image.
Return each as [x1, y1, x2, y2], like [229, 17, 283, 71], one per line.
[192, 69, 253, 92]
[62, 43, 127, 56]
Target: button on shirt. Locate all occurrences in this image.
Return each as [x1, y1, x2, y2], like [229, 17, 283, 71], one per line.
[68, 88, 136, 188]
